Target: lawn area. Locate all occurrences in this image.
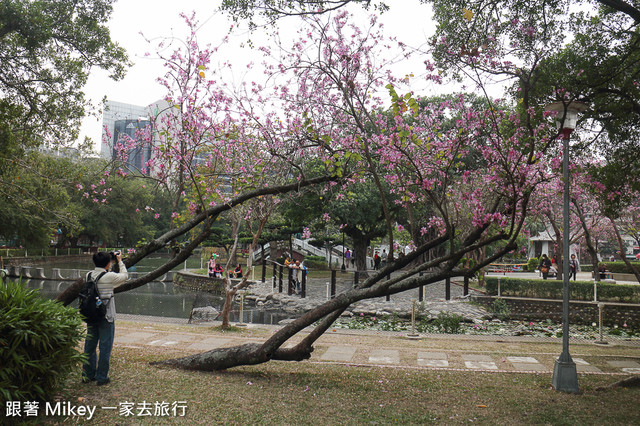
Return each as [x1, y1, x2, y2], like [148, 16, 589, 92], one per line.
[40, 341, 640, 425]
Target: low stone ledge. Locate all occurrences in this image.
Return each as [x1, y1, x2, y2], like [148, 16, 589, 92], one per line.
[174, 270, 248, 294]
[473, 295, 640, 327]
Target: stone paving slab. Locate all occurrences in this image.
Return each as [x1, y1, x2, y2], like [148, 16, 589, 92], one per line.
[186, 337, 233, 351]
[369, 349, 400, 364]
[320, 345, 357, 362]
[507, 356, 539, 364]
[577, 365, 602, 373]
[116, 332, 158, 344]
[465, 361, 499, 370]
[572, 358, 602, 373]
[622, 368, 640, 374]
[417, 351, 448, 360]
[462, 354, 494, 362]
[607, 360, 640, 368]
[417, 352, 449, 367]
[418, 359, 450, 367]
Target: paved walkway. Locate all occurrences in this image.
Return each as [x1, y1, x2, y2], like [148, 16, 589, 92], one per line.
[116, 315, 640, 376]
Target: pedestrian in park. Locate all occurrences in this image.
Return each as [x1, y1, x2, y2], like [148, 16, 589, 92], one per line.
[83, 251, 128, 386]
[539, 254, 552, 280]
[569, 254, 580, 281]
[345, 248, 351, 268]
[374, 251, 381, 270]
[290, 260, 302, 294]
[381, 249, 388, 268]
[232, 263, 243, 278]
[208, 255, 216, 278]
[213, 263, 224, 278]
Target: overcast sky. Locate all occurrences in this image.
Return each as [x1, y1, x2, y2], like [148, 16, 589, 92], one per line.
[80, 0, 436, 148]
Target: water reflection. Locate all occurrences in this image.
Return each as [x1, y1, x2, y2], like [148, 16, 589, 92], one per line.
[11, 253, 291, 324]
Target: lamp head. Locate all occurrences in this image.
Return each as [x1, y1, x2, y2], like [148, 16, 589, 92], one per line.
[545, 101, 588, 131]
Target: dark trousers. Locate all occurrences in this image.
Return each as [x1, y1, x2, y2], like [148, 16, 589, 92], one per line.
[83, 319, 115, 382]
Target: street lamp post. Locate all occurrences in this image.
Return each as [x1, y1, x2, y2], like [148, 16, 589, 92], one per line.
[341, 232, 346, 272]
[546, 101, 588, 393]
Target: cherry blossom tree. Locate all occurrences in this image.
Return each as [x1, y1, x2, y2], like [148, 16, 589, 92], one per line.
[142, 12, 556, 371]
[56, 8, 564, 371]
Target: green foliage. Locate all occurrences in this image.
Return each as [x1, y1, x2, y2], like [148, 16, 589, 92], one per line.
[0, 0, 128, 152]
[0, 152, 75, 249]
[601, 261, 640, 274]
[527, 257, 539, 272]
[303, 255, 328, 270]
[491, 298, 511, 321]
[433, 311, 464, 334]
[485, 277, 640, 303]
[0, 280, 86, 404]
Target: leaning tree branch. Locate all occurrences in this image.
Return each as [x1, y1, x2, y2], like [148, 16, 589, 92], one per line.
[56, 173, 339, 305]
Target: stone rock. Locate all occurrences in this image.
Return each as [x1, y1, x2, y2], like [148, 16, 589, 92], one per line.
[190, 306, 219, 321]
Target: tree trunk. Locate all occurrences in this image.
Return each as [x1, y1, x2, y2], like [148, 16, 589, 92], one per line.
[220, 287, 236, 329]
[573, 200, 601, 281]
[610, 219, 640, 282]
[352, 238, 369, 273]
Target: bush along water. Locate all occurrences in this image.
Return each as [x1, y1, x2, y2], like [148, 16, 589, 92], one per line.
[0, 280, 86, 404]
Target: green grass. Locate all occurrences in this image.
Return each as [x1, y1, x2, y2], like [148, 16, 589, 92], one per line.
[36, 344, 640, 425]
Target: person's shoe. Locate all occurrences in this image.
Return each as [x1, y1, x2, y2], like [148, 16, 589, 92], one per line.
[81, 377, 96, 384]
[97, 378, 111, 386]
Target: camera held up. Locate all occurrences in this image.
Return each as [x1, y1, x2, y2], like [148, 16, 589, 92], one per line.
[110, 251, 121, 273]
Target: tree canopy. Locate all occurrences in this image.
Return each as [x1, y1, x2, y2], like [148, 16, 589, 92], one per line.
[0, 0, 128, 246]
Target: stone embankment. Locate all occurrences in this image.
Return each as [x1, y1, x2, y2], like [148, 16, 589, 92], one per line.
[239, 279, 491, 322]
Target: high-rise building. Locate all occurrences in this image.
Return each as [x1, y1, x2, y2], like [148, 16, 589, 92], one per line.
[101, 100, 149, 160]
[101, 99, 171, 175]
[112, 119, 153, 174]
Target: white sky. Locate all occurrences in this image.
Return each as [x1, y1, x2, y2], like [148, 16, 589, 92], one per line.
[80, 0, 437, 149]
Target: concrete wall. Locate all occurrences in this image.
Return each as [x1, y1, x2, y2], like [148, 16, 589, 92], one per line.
[174, 271, 228, 294]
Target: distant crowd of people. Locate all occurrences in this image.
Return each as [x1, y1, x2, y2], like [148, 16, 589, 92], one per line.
[539, 253, 581, 280]
[207, 254, 243, 279]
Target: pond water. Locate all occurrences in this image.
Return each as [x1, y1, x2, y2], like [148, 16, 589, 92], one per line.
[10, 254, 291, 325]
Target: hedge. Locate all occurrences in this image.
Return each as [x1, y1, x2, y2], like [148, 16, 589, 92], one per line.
[485, 277, 640, 303]
[574, 261, 639, 274]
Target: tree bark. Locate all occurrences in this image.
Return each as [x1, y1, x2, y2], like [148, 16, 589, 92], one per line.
[610, 218, 640, 282]
[573, 200, 601, 281]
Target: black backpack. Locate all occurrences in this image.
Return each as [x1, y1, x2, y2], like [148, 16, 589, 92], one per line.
[78, 271, 108, 323]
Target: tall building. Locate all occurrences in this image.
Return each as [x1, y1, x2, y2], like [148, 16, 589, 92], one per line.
[101, 99, 171, 175]
[112, 119, 153, 174]
[101, 100, 149, 160]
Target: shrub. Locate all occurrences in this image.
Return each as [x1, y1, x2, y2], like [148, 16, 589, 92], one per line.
[434, 311, 464, 334]
[305, 255, 326, 262]
[304, 259, 328, 270]
[0, 280, 86, 404]
[485, 277, 640, 303]
[602, 261, 640, 274]
[527, 257, 539, 272]
[491, 298, 511, 320]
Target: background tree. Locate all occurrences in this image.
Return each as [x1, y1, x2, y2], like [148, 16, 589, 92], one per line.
[0, 1, 128, 244]
[133, 12, 553, 371]
[0, 152, 75, 248]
